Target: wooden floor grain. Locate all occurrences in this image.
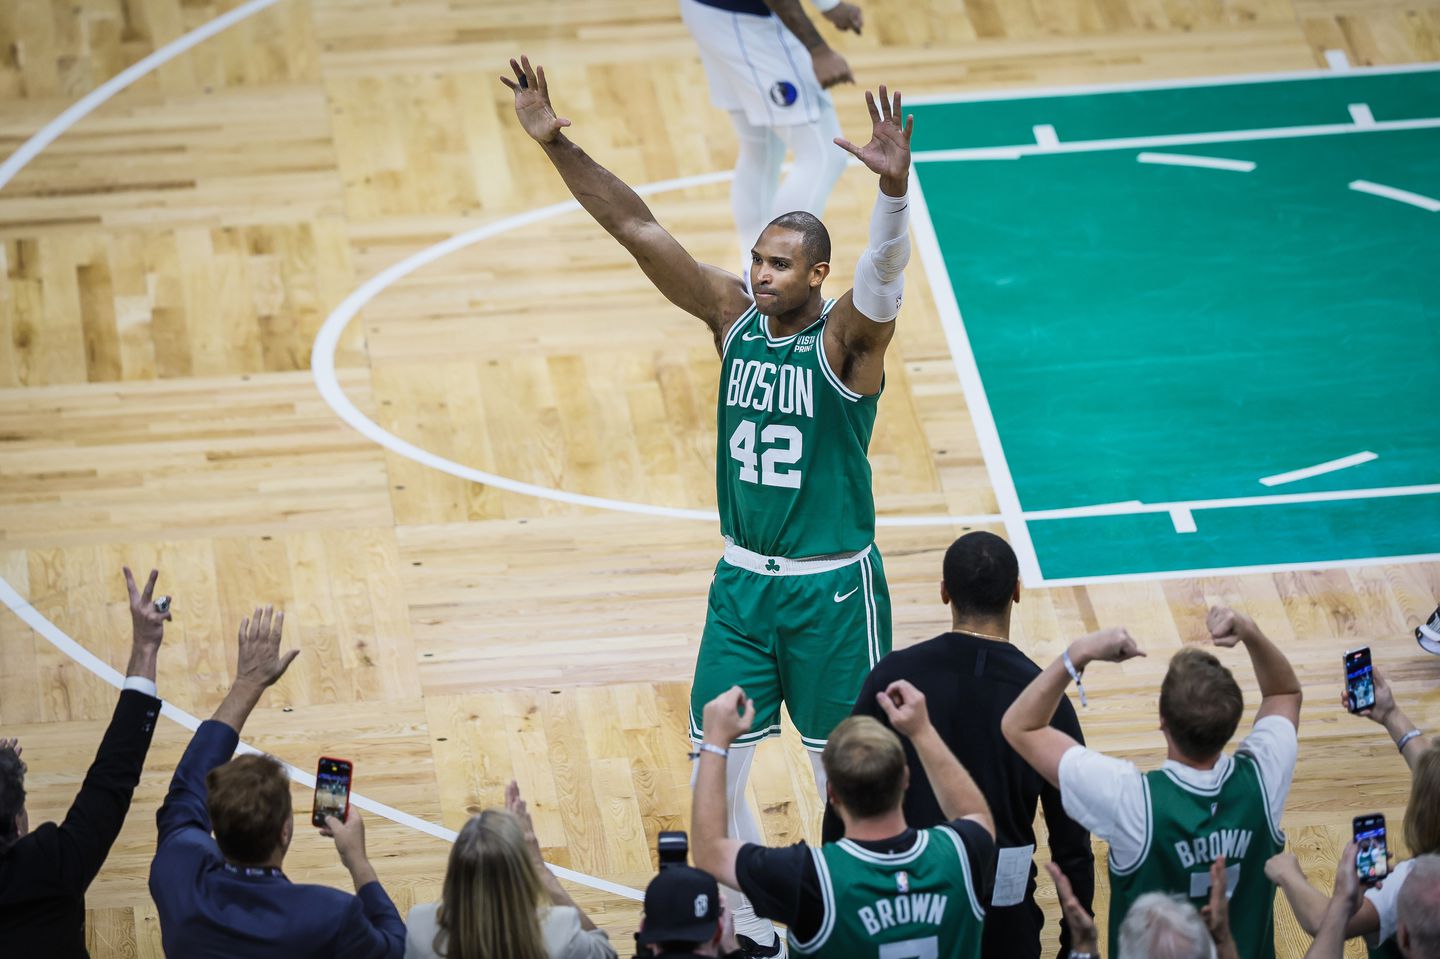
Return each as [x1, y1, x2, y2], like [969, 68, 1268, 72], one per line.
[2, 0, 1438, 955]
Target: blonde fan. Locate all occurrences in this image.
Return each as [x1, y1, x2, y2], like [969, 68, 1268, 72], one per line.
[434, 810, 549, 959]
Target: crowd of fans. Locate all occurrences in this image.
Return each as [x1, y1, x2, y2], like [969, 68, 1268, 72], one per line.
[0, 544, 1435, 959]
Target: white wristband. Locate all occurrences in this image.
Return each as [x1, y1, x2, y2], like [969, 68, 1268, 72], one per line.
[692, 743, 729, 760]
[808, 0, 841, 12]
[1062, 649, 1088, 708]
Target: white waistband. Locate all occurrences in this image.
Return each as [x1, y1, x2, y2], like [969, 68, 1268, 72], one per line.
[722, 540, 872, 576]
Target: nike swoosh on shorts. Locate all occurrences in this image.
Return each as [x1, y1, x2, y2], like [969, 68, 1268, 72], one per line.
[833, 586, 859, 603]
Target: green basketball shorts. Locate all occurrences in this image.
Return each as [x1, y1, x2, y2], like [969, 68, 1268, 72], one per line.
[689, 542, 891, 751]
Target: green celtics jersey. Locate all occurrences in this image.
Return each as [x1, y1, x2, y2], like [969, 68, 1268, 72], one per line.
[792, 827, 985, 959]
[716, 301, 879, 558]
[1109, 753, 1285, 959]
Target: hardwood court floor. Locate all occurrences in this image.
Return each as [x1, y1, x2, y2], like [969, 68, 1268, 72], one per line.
[1, 0, 1438, 955]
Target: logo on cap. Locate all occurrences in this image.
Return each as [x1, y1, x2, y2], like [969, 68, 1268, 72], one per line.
[694, 893, 709, 917]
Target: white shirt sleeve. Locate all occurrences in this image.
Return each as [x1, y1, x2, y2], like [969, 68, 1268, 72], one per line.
[1235, 715, 1299, 825]
[1363, 857, 1413, 947]
[1057, 745, 1150, 870]
[122, 675, 158, 698]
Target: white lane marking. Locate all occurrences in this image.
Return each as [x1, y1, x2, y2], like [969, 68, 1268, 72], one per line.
[1033, 124, 1059, 148]
[1326, 50, 1353, 71]
[0, 0, 645, 904]
[1040, 551, 1440, 587]
[1026, 480, 1440, 519]
[1137, 152, 1256, 172]
[1170, 508, 1197, 533]
[0, 0, 284, 192]
[907, 177, 1045, 587]
[0, 576, 647, 900]
[1349, 179, 1440, 212]
[913, 116, 1440, 164]
[902, 59, 1440, 106]
[1260, 451, 1379, 486]
[1349, 103, 1376, 126]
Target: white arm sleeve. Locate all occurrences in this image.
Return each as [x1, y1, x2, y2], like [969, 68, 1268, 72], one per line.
[852, 189, 911, 322]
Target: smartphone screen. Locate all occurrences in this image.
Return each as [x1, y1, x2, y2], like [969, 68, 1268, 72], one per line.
[1344, 647, 1375, 713]
[1353, 814, 1388, 884]
[312, 757, 353, 828]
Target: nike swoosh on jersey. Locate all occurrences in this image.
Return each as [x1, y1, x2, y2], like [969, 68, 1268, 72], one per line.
[833, 586, 860, 603]
[742, 332, 765, 341]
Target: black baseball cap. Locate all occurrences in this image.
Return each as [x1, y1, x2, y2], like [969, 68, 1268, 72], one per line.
[636, 865, 720, 946]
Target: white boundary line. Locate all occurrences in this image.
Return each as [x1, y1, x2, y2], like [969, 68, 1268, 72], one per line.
[906, 178, 1045, 586]
[0, 0, 645, 904]
[0, 576, 645, 899]
[903, 60, 1440, 106]
[1137, 152, 1256, 172]
[1349, 179, 1440, 212]
[1040, 551, 1440, 588]
[912, 116, 1440, 163]
[0, 0, 284, 192]
[1260, 451, 1378, 486]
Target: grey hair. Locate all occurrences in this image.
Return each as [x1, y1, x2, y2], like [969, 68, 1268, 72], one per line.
[1117, 893, 1217, 959]
[1398, 854, 1440, 958]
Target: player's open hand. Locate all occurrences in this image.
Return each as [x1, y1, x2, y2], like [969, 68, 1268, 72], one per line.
[1206, 606, 1258, 648]
[877, 679, 930, 738]
[834, 86, 912, 192]
[702, 686, 754, 747]
[501, 55, 571, 144]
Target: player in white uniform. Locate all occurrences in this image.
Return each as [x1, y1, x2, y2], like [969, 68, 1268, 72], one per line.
[678, 0, 863, 277]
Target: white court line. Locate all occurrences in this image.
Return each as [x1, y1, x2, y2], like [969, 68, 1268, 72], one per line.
[1040, 551, 1440, 587]
[1326, 50, 1354, 71]
[906, 178, 1045, 586]
[0, 0, 284, 192]
[1137, 152, 1256, 172]
[0, 577, 646, 899]
[1260, 451, 1379, 487]
[1349, 103, 1376, 126]
[1349, 179, 1440, 212]
[914, 116, 1440, 163]
[903, 59, 1439, 106]
[1026, 480, 1440, 520]
[1033, 124, 1060, 148]
[0, 0, 645, 904]
[1170, 508, 1198, 533]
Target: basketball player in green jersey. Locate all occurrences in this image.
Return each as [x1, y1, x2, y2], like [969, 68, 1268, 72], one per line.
[693, 682, 996, 959]
[1001, 610, 1303, 959]
[504, 55, 914, 953]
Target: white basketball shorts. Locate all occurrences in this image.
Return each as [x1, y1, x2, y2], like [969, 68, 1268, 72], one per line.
[679, 0, 831, 128]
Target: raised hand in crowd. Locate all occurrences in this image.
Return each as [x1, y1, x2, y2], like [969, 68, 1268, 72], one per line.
[1344, 665, 1431, 769]
[123, 566, 171, 680]
[213, 605, 299, 734]
[1301, 844, 1363, 959]
[1201, 856, 1241, 959]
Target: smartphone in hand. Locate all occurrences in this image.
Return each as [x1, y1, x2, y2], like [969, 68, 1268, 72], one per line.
[1353, 813, 1389, 885]
[312, 757, 353, 828]
[1343, 647, 1375, 713]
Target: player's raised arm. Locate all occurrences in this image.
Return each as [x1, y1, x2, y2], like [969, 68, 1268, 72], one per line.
[501, 56, 751, 348]
[822, 85, 914, 396]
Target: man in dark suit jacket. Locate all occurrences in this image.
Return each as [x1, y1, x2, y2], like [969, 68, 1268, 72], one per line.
[822, 532, 1095, 959]
[149, 604, 404, 959]
[0, 568, 171, 958]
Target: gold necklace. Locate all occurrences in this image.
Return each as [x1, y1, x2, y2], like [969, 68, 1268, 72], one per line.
[955, 627, 1007, 643]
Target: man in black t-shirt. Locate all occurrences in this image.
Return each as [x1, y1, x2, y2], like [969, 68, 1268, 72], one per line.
[692, 681, 996, 957]
[822, 531, 1095, 959]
